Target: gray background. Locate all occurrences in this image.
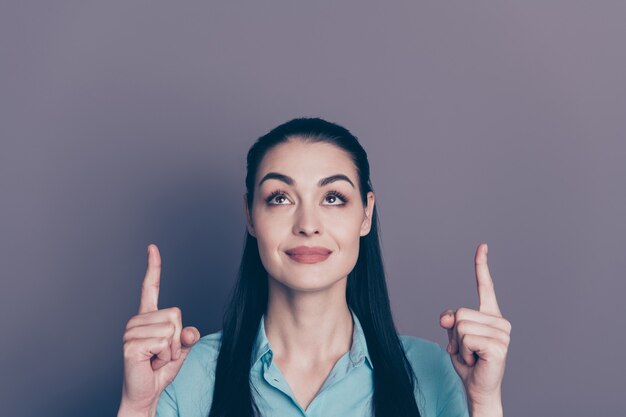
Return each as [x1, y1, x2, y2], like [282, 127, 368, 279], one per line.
[1, 1, 624, 416]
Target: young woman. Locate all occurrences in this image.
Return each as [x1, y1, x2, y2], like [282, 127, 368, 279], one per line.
[118, 118, 511, 417]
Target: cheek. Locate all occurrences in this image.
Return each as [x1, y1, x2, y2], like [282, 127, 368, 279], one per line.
[331, 219, 362, 275]
[331, 207, 365, 234]
[252, 214, 288, 265]
[328, 211, 364, 255]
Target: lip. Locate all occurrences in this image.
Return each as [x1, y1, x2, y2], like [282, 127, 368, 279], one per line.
[285, 246, 332, 264]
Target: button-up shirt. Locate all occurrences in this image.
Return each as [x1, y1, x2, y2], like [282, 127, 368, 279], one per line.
[156, 309, 469, 417]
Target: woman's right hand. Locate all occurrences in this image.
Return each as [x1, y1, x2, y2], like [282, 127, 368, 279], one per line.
[118, 244, 201, 417]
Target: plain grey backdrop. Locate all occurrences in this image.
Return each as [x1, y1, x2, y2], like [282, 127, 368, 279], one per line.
[1, 1, 624, 416]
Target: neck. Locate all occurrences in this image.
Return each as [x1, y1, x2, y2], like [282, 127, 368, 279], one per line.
[264, 276, 353, 367]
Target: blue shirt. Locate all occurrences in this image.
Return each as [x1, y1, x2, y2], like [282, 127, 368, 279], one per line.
[156, 309, 469, 417]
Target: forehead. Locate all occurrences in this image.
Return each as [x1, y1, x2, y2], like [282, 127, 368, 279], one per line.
[256, 139, 358, 186]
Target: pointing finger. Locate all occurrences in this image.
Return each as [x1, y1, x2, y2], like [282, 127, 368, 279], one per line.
[475, 243, 502, 317]
[139, 244, 161, 314]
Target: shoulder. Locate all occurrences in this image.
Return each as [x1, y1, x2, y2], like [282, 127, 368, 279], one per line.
[399, 334, 445, 361]
[398, 335, 452, 383]
[175, 329, 223, 385]
[398, 335, 449, 372]
[398, 335, 469, 417]
[157, 330, 223, 417]
[185, 330, 223, 370]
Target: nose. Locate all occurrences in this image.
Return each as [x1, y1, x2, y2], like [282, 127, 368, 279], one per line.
[293, 204, 323, 236]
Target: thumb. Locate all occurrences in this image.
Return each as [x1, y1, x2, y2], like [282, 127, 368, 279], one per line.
[439, 310, 455, 329]
[439, 310, 458, 354]
[180, 326, 200, 349]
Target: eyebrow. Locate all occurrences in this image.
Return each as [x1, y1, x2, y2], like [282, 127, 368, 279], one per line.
[258, 172, 355, 188]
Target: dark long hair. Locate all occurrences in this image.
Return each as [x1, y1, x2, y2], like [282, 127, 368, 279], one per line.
[208, 118, 422, 417]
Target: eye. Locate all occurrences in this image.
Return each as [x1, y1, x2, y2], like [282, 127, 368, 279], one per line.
[266, 189, 291, 205]
[323, 190, 348, 206]
[265, 189, 349, 206]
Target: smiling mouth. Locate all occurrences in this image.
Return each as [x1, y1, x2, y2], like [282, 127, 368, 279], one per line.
[284, 246, 332, 264]
[285, 252, 332, 264]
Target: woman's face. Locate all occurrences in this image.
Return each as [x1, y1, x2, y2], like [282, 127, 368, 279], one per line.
[245, 138, 375, 292]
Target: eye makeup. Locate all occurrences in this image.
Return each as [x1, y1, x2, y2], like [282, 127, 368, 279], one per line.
[265, 189, 349, 206]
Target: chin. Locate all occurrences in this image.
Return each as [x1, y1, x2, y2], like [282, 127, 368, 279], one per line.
[271, 274, 346, 293]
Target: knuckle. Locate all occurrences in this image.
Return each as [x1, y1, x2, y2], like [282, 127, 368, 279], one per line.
[160, 337, 171, 349]
[456, 307, 470, 319]
[125, 316, 138, 330]
[168, 306, 182, 321]
[493, 328, 509, 345]
[142, 281, 160, 293]
[455, 320, 468, 333]
[502, 319, 512, 333]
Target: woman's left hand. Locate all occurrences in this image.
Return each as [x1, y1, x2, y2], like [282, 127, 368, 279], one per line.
[439, 243, 511, 411]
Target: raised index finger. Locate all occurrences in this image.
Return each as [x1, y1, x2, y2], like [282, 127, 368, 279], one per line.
[475, 243, 502, 317]
[139, 244, 161, 314]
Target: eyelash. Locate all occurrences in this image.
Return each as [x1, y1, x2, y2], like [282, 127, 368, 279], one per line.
[265, 189, 348, 206]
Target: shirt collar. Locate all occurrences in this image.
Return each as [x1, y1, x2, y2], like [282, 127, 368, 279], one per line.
[250, 308, 374, 369]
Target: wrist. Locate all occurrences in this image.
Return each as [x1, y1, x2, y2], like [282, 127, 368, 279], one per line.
[117, 399, 157, 417]
[469, 397, 503, 417]
[470, 405, 502, 417]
